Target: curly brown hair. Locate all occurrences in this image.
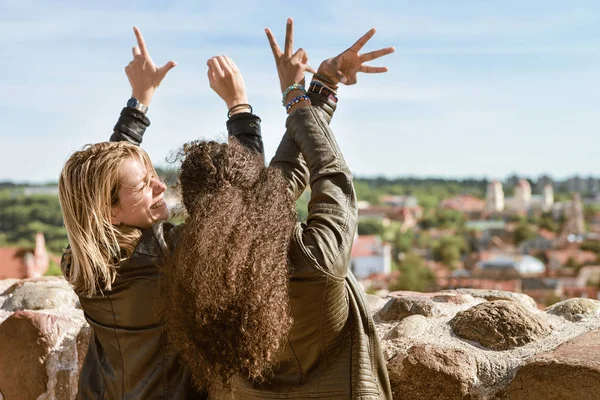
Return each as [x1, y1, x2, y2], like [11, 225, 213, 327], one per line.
[160, 139, 296, 391]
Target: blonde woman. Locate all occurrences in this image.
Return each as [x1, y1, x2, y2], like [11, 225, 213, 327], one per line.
[59, 28, 263, 399]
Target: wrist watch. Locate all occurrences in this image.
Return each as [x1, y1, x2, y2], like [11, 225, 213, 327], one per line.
[126, 97, 148, 114]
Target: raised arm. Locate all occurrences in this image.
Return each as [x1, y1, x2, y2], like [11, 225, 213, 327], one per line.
[207, 55, 264, 156]
[284, 27, 395, 277]
[111, 26, 176, 144]
[286, 106, 355, 277]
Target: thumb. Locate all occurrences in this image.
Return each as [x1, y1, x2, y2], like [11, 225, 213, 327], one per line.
[336, 70, 347, 85]
[157, 60, 178, 79]
[304, 64, 317, 74]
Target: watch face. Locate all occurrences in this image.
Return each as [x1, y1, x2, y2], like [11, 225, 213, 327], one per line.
[127, 98, 138, 108]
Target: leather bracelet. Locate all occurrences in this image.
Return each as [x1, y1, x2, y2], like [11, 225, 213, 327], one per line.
[308, 81, 338, 104]
[281, 84, 306, 105]
[314, 73, 338, 88]
[227, 103, 252, 118]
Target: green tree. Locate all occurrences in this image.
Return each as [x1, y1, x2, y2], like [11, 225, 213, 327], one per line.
[388, 253, 435, 292]
[357, 219, 384, 236]
[513, 221, 537, 244]
[431, 235, 467, 269]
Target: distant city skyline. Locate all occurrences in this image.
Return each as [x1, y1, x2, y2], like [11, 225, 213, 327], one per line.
[2, 0, 600, 182]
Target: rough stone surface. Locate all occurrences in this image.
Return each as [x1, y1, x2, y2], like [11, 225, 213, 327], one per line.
[385, 315, 429, 340]
[546, 298, 600, 322]
[507, 329, 600, 400]
[0, 311, 68, 399]
[450, 300, 553, 350]
[365, 294, 388, 318]
[1, 278, 77, 311]
[388, 344, 478, 400]
[4, 279, 600, 400]
[377, 292, 443, 322]
[450, 288, 538, 310]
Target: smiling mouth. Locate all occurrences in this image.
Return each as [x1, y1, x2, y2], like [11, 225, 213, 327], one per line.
[150, 199, 166, 210]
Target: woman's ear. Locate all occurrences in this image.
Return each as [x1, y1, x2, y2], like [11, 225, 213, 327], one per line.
[111, 207, 121, 226]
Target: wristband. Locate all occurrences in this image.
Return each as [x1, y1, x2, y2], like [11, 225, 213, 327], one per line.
[285, 95, 311, 113]
[227, 103, 252, 118]
[281, 84, 306, 105]
[314, 73, 338, 88]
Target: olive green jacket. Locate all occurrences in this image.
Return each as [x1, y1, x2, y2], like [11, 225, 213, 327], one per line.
[210, 105, 392, 399]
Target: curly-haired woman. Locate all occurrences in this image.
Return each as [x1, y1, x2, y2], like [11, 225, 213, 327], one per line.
[162, 20, 395, 399]
[59, 27, 264, 399]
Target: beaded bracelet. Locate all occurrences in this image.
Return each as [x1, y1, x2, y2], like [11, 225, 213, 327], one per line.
[314, 73, 338, 88]
[281, 84, 306, 105]
[227, 103, 252, 118]
[285, 94, 311, 113]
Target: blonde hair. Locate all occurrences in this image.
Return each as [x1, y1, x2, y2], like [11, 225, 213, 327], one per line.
[59, 141, 157, 296]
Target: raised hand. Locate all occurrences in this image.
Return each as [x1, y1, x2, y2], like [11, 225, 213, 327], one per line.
[265, 18, 316, 93]
[125, 26, 177, 107]
[207, 55, 248, 112]
[318, 28, 394, 86]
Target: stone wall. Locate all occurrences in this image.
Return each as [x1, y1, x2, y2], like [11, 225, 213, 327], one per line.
[0, 277, 88, 400]
[1, 278, 600, 399]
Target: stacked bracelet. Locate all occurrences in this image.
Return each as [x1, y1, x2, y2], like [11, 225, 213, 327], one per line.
[285, 94, 311, 113]
[308, 81, 339, 104]
[282, 84, 306, 105]
[227, 103, 252, 118]
[314, 73, 338, 89]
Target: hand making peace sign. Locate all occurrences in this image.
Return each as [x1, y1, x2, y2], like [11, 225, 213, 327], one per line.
[125, 26, 177, 107]
[318, 28, 395, 86]
[265, 18, 317, 93]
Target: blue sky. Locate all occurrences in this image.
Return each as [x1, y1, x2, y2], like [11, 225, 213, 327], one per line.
[2, 0, 600, 183]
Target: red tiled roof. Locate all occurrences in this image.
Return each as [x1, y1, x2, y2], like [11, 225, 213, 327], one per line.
[440, 195, 485, 213]
[352, 235, 383, 258]
[538, 229, 556, 241]
[548, 249, 597, 266]
[0, 247, 29, 279]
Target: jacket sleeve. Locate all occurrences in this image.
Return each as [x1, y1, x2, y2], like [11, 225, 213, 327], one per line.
[269, 92, 337, 200]
[110, 107, 150, 144]
[109, 108, 264, 159]
[285, 105, 356, 278]
[227, 112, 264, 157]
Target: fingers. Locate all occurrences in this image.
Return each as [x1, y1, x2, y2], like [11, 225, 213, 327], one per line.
[207, 57, 224, 78]
[294, 49, 317, 74]
[360, 46, 395, 62]
[265, 28, 283, 59]
[133, 26, 148, 57]
[157, 60, 177, 80]
[291, 48, 306, 62]
[284, 18, 293, 58]
[221, 56, 239, 73]
[216, 56, 230, 75]
[132, 46, 141, 57]
[350, 28, 376, 53]
[359, 65, 388, 74]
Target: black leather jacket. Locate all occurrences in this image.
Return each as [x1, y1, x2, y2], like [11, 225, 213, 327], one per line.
[65, 107, 263, 400]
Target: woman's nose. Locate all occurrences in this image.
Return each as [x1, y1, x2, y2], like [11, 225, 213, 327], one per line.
[152, 178, 167, 194]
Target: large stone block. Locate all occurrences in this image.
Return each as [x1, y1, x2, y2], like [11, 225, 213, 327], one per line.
[451, 288, 538, 310]
[1, 277, 77, 312]
[0, 311, 72, 399]
[388, 343, 477, 400]
[450, 300, 552, 350]
[507, 329, 600, 400]
[546, 298, 600, 322]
